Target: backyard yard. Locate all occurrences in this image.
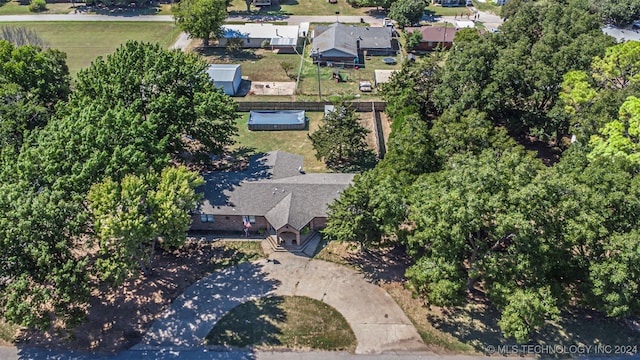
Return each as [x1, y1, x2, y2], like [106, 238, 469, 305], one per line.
[195, 46, 302, 83]
[0, 22, 180, 76]
[231, 111, 377, 173]
[298, 49, 401, 99]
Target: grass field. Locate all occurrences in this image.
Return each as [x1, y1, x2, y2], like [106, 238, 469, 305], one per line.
[0, 1, 73, 15]
[0, 22, 180, 76]
[425, 5, 472, 17]
[196, 46, 302, 82]
[227, 0, 385, 16]
[205, 295, 357, 351]
[231, 112, 327, 172]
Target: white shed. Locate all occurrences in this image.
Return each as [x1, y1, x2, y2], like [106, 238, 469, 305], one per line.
[206, 64, 242, 96]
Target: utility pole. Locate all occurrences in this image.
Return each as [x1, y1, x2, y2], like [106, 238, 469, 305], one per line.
[316, 50, 322, 100]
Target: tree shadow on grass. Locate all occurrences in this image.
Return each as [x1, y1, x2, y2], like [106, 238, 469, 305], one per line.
[205, 296, 286, 348]
[196, 47, 264, 63]
[426, 295, 506, 353]
[428, 298, 640, 357]
[345, 244, 413, 284]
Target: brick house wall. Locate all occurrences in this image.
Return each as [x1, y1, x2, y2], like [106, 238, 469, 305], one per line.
[190, 214, 270, 232]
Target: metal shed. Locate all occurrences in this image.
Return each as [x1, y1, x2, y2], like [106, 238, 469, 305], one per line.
[206, 64, 242, 96]
[248, 110, 306, 131]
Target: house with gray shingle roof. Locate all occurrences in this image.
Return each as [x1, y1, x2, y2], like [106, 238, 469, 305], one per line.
[311, 22, 396, 67]
[191, 151, 354, 247]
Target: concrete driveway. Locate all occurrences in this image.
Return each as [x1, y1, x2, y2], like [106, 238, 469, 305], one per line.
[134, 252, 428, 354]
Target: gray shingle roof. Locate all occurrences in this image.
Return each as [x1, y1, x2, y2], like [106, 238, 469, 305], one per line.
[313, 23, 393, 55]
[197, 151, 354, 231]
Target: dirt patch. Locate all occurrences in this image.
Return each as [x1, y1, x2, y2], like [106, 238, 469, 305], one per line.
[15, 241, 262, 354]
[249, 81, 296, 96]
[358, 113, 379, 152]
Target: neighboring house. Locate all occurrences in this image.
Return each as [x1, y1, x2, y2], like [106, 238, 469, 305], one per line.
[311, 22, 396, 67]
[218, 23, 304, 53]
[192, 151, 354, 248]
[374, 69, 398, 87]
[206, 64, 242, 96]
[405, 26, 461, 51]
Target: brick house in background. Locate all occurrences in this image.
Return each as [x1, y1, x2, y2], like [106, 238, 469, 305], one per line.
[404, 26, 461, 51]
[191, 151, 354, 248]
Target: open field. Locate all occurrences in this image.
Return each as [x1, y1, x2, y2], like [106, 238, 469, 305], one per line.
[0, 22, 180, 76]
[315, 240, 640, 354]
[228, 0, 385, 16]
[205, 295, 357, 351]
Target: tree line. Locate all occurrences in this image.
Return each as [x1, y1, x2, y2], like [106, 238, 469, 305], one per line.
[0, 40, 238, 330]
[324, 0, 640, 342]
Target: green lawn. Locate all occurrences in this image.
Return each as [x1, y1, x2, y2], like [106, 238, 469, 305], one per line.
[470, 0, 501, 15]
[0, 22, 180, 76]
[209, 240, 265, 271]
[231, 112, 327, 173]
[205, 295, 357, 351]
[0, 1, 74, 15]
[425, 5, 472, 17]
[197, 47, 302, 82]
[228, 0, 385, 16]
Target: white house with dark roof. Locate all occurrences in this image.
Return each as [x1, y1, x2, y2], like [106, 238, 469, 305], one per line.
[218, 23, 306, 53]
[191, 151, 354, 248]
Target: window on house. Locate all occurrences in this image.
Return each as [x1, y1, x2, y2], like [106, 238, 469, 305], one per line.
[201, 214, 214, 223]
[249, 215, 256, 224]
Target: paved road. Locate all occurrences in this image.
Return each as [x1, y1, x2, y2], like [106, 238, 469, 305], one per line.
[134, 252, 427, 354]
[0, 11, 503, 29]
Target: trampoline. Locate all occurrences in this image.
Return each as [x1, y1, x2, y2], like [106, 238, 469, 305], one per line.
[248, 110, 306, 131]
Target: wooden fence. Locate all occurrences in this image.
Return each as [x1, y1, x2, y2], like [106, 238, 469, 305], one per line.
[236, 101, 386, 112]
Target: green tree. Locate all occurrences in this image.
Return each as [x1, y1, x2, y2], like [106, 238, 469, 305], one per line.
[589, 0, 640, 27]
[88, 166, 204, 284]
[172, 0, 227, 47]
[71, 41, 238, 158]
[592, 41, 640, 90]
[0, 40, 70, 107]
[382, 53, 442, 125]
[588, 96, 640, 168]
[406, 145, 543, 299]
[388, 0, 426, 28]
[497, 287, 560, 343]
[0, 84, 46, 151]
[280, 61, 294, 79]
[403, 29, 422, 53]
[309, 103, 374, 171]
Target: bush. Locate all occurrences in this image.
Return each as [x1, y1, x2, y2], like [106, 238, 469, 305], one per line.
[28, 0, 46, 12]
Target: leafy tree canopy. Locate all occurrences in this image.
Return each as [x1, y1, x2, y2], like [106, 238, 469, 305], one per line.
[388, 0, 426, 28]
[309, 102, 375, 172]
[172, 0, 228, 46]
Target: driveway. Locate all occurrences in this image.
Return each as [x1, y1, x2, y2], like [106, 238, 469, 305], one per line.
[134, 252, 428, 354]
